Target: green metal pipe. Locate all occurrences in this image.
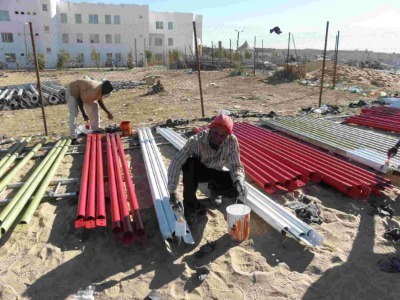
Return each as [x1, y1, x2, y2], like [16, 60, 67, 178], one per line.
[0, 137, 48, 192]
[0, 137, 31, 179]
[0, 140, 65, 237]
[0, 138, 26, 170]
[18, 138, 72, 226]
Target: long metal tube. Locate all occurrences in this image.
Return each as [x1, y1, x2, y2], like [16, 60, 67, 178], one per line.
[85, 134, 97, 229]
[0, 137, 47, 192]
[18, 139, 72, 226]
[138, 129, 172, 242]
[0, 139, 24, 170]
[0, 140, 65, 237]
[157, 126, 323, 247]
[75, 135, 92, 228]
[116, 134, 144, 235]
[106, 134, 122, 235]
[0, 136, 31, 179]
[95, 134, 106, 227]
[111, 134, 134, 243]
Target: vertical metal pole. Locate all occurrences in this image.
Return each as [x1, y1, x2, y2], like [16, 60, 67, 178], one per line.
[229, 39, 232, 71]
[236, 31, 239, 53]
[286, 32, 291, 69]
[319, 21, 329, 107]
[23, 24, 29, 64]
[254, 36, 256, 76]
[332, 32, 339, 89]
[211, 41, 214, 66]
[134, 38, 138, 66]
[193, 21, 205, 117]
[143, 38, 146, 66]
[29, 22, 48, 136]
[262, 39, 264, 60]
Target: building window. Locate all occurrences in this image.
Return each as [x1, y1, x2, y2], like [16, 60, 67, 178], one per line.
[44, 26, 50, 34]
[76, 33, 83, 43]
[156, 21, 163, 29]
[75, 14, 82, 24]
[114, 34, 121, 44]
[27, 12, 31, 15]
[105, 15, 111, 24]
[5, 53, 16, 63]
[89, 14, 98, 24]
[62, 33, 69, 43]
[114, 15, 120, 24]
[154, 38, 162, 46]
[168, 38, 173, 46]
[61, 13, 67, 24]
[1, 33, 13, 43]
[168, 22, 173, 30]
[105, 34, 112, 44]
[106, 53, 112, 60]
[90, 34, 99, 43]
[21, 12, 25, 15]
[139, 15, 143, 19]
[1, 10, 10, 20]
[115, 53, 122, 62]
[42, 4, 48, 12]
[46, 47, 51, 53]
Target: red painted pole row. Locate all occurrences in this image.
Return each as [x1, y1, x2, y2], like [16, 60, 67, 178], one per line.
[344, 106, 400, 132]
[116, 134, 145, 236]
[234, 123, 390, 199]
[96, 134, 106, 227]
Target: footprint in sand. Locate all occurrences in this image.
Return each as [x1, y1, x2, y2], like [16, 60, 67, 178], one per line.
[105, 283, 121, 298]
[230, 248, 267, 275]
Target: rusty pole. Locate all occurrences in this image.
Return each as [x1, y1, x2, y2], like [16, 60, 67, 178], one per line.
[332, 31, 340, 89]
[254, 36, 256, 76]
[286, 32, 291, 69]
[29, 22, 48, 136]
[229, 39, 232, 71]
[319, 21, 329, 107]
[193, 21, 205, 117]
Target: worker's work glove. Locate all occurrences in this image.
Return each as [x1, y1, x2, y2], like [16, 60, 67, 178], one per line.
[234, 179, 247, 201]
[170, 192, 183, 216]
[388, 147, 398, 159]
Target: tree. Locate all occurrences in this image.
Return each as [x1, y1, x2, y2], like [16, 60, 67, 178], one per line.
[37, 54, 46, 71]
[212, 48, 229, 59]
[245, 50, 252, 59]
[145, 50, 153, 66]
[57, 50, 70, 70]
[170, 49, 182, 63]
[76, 53, 84, 67]
[127, 50, 134, 69]
[91, 49, 100, 69]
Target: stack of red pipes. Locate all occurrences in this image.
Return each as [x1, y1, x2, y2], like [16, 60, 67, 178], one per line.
[233, 123, 392, 199]
[344, 106, 400, 132]
[75, 133, 144, 244]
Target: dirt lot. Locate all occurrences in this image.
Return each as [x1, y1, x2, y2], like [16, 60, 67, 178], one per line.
[1, 66, 400, 299]
[2, 65, 399, 138]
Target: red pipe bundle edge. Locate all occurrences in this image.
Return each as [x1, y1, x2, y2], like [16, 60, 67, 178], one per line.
[75, 134, 92, 228]
[106, 133, 122, 235]
[110, 134, 134, 244]
[116, 134, 145, 236]
[85, 134, 97, 229]
[96, 134, 106, 227]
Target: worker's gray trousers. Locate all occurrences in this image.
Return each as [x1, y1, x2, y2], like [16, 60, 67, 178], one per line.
[66, 87, 100, 138]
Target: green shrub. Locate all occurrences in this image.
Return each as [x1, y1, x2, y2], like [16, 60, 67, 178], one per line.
[127, 50, 134, 69]
[57, 50, 70, 70]
[37, 54, 46, 71]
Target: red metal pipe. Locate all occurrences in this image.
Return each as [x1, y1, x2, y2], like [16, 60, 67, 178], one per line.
[240, 156, 278, 194]
[116, 134, 145, 236]
[75, 134, 92, 228]
[96, 134, 106, 227]
[85, 133, 97, 229]
[106, 134, 122, 235]
[110, 133, 134, 244]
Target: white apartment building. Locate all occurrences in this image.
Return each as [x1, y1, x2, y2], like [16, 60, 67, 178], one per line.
[0, 0, 202, 69]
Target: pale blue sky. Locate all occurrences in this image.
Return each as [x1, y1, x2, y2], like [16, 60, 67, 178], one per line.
[71, 0, 400, 52]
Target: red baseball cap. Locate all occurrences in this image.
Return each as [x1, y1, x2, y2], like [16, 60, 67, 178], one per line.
[209, 114, 233, 135]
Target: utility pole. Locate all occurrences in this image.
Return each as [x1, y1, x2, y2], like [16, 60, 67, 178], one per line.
[235, 29, 243, 52]
[23, 23, 29, 64]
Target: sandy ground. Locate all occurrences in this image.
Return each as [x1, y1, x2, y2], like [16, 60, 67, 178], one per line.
[1, 66, 400, 299]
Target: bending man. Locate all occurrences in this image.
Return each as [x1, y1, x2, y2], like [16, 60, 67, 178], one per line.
[66, 79, 114, 140]
[167, 114, 247, 222]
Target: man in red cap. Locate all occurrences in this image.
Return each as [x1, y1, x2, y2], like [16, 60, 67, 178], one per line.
[167, 114, 247, 222]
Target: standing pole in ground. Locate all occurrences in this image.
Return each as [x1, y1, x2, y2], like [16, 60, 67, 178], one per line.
[286, 32, 291, 69]
[262, 39, 264, 60]
[229, 39, 232, 71]
[319, 21, 330, 107]
[134, 38, 138, 66]
[211, 41, 214, 66]
[29, 22, 48, 136]
[332, 31, 340, 89]
[193, 21, 205, 117]
[253, 36, 256, 76]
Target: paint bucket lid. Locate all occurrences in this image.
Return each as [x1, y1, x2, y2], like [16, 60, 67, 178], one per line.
[226, 204, 251, 216]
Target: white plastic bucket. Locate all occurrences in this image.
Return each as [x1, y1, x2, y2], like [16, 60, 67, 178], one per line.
[226, 204, 251, 241]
